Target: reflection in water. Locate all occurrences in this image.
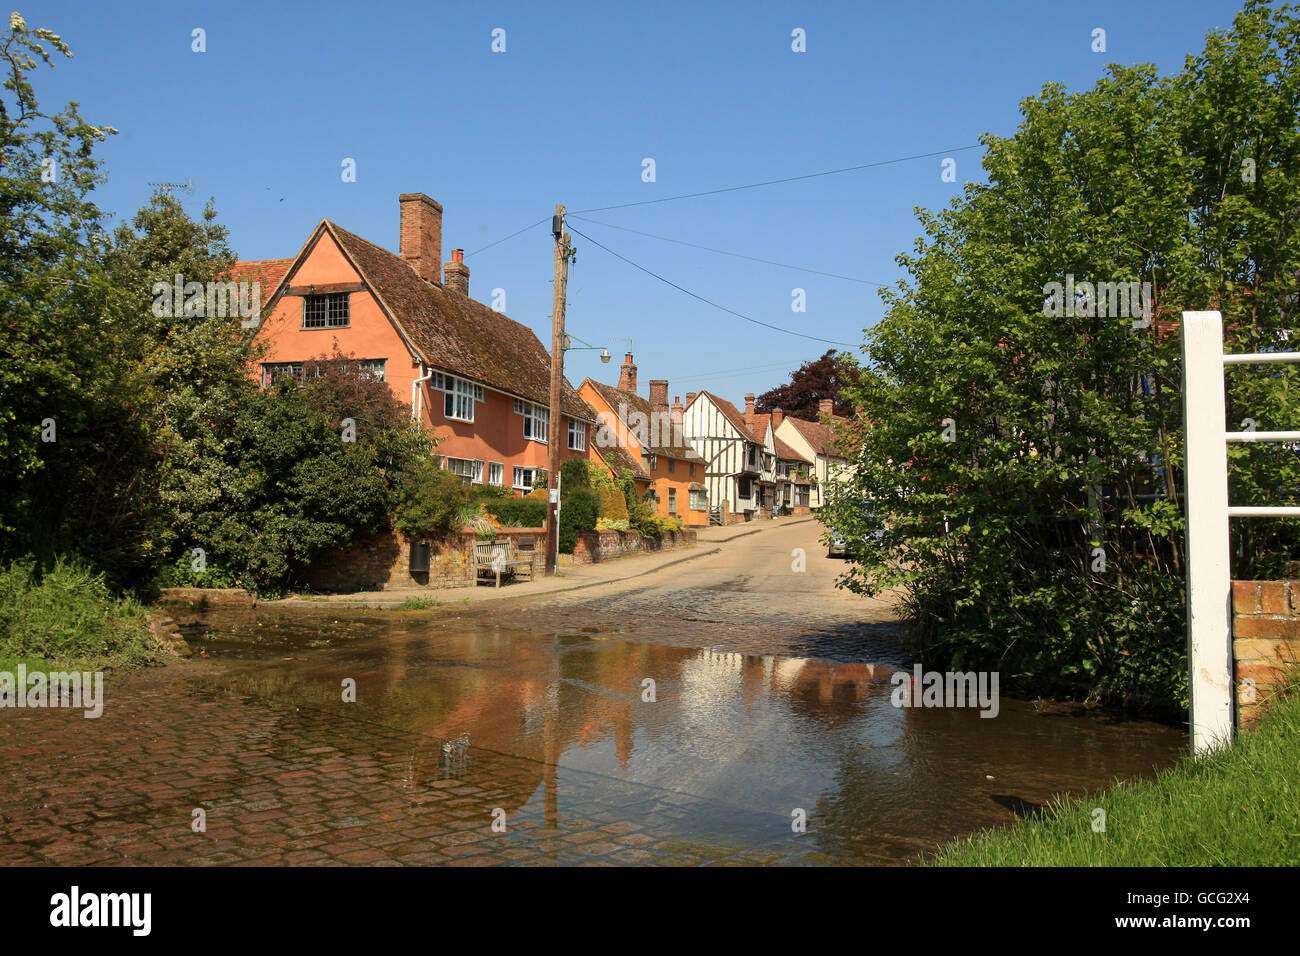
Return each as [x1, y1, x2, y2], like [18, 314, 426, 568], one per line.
[186, 607, 1186, 864]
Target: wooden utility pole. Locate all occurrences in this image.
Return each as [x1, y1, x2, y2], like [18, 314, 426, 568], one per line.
[546, 204, 571, 576]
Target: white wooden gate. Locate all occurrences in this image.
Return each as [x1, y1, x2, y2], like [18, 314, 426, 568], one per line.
[1181, 311, 1300, 753]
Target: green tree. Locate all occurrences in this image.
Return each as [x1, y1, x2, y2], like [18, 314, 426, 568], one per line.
[825, 0, 1300, 706]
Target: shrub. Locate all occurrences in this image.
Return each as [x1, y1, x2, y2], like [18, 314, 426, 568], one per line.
[596, 517, 630, 532]
[596, 484, 629, 522]
[394, 458, 473, 539]
[457, 504, 494, 536]
[559, 488, 598, 553]
[560, 457, 591, 499]
[484, 497, 547, 528]
[0, 558, 158, 670]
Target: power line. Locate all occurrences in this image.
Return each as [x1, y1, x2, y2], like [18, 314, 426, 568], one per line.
[467, 142, 983, 258]
[569, 215, 890, 285]
[571, 144, 983, 214]
[467, 216, 549, 257]
[567, 224, 858, 349]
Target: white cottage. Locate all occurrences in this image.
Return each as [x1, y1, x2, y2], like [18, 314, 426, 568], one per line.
[680, 391, 774, 522]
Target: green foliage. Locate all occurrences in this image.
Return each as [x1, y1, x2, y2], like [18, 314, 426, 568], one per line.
[596, 517, 630, 532]
[484, 497, 546, 528]
[393, 457, 472, 541]
[595, 483, 630, 522]
[155, 552, 243, 589]
[559, 457, 591, 498]
[558, 488, 598, 553]
[823, 1, 1300, 707]
[0, 558, 157, 670]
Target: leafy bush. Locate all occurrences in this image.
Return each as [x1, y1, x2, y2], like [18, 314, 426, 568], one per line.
[596, 518, 630, 532]
[0, 558, 158, 670]
[155, 552, 244, 589]
[559, 488, 598, 553]
[595, 483, 629, 522]
[560, 457, 591, 498]
[484, 497, 547, 528]
[394, 457, 473, 540]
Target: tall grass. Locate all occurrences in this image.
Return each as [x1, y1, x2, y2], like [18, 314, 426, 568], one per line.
[0, 558, 159, 671]
[928, 687, 1300, 866]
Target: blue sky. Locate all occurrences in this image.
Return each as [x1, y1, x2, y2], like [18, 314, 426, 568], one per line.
[31, 0, 1247, 402]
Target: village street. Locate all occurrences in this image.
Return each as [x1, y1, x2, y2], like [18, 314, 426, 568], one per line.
[461, 517, 905, 662]
[0, 520, 1186, 867]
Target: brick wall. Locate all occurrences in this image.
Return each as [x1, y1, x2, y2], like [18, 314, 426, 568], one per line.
[1232, 580, 1300, 728]
[571, 529, 697, 565]
[302, 524, 549, 593]
[304, 525, 475, 592]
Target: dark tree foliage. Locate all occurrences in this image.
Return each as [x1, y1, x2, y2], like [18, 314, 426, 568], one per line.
[755, 350, 858, 420]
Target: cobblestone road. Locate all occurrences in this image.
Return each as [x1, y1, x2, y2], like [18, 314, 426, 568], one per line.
[0, 520, 1185, 866]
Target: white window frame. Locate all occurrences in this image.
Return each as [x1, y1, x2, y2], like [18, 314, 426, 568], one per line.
[513, 466, 543, 490]
[515, 398, 549, 443]
[567, 419, 586, 451]
[689, 489, 708, 511]
[488, 462, 504, 487]
[443, 456, 483, 484]
[430, 372, 482, 423]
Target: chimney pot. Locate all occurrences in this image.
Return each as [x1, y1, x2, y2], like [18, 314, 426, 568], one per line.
[399, 193, 443, 284]
[618, 353, 638, 393]
[744, 393, 756, 417]
[819, 398, 834, 417]
[443, 248, 470, 295]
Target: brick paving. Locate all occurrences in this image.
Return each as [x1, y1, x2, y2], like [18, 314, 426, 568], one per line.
[0, 675, 849, 867]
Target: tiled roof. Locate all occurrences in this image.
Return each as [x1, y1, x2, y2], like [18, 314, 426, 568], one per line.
[593, 442, 650, 481]
[773, 434, 812, 463]
[785, 415, 850, 458]
[584, 379, 706, 462]
[325, 223, 595, 421]
[696, 390, 760, 442]
[226, 258, 293, 296]
[240, 222, 594, 421]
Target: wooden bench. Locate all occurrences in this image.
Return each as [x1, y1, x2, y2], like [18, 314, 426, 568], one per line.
[474, 540, 533, 587]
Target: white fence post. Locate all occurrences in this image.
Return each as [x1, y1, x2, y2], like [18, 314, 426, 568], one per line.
[1181, 312, 1235, 753]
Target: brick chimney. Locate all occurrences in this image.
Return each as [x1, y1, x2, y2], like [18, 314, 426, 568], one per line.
[772, 407, 784, 429]
[686, 391, 698, 406]
[671, 396, 684, 431]
[744, 393, 756, 424]
[819, 398, 834, 417]
[443, 248, 469, 295]
[618, 353, 637, 392]
[649, 379, 668, 415]
[399, 193, 442, 284]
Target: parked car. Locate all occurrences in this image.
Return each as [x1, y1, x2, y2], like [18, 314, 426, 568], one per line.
[827, 534, 848, 558]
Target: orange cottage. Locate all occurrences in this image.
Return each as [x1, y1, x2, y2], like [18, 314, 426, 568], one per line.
[230, 193, 599, 492]
[579, 353, 710, 527]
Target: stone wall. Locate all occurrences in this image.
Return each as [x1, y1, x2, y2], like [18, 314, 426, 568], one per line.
[1232, 580, 1300, 728]
[303, 525, 473, 592]
[571, 529, 697, 566]
[301, 524, 548, 593]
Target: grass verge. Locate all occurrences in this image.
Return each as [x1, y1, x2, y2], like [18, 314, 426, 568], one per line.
[927, 687, 1300, 866]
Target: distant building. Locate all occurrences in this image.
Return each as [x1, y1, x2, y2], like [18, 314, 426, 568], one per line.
[580, 353, 710, 527]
